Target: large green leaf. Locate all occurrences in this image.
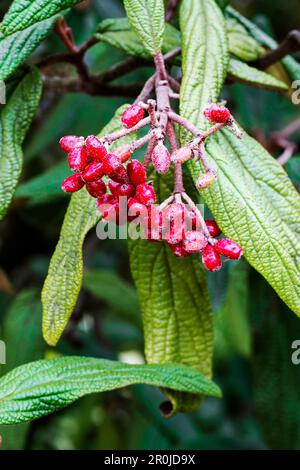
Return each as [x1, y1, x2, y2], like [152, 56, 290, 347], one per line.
[226, 17, 265, 62]
[226, 7, 300, 81]
[129, 170, 213, 414]
[180, 0, 300, 316]
[180, 0, 228, 133]
[0, 356, 221, 425]
[250, 275, 300, 450]
[0, 289, 45, 450]
[96, 18, 180, 61]
[0, 68, 42, 220]
[42, 106, 136, 346]
[123, 0, 165, 56]
[228, 58, 288, 92]
[0, 0, 82, 81]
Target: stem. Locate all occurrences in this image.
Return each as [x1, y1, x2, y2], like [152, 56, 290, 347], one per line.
[167, 74, 181, 93]
[103, 117, 151, 144]
[253, 30, 300, 70]
[165, 0, 180, 22]
[54, 18, 77, 53]
[169, 111, 201, 137]
[135, 74, 156, 103]
[182, 193, 212, 240]
[166, 122, 184, 193]
[131, 131, 154, 152]
[154, 52, 168, 81]
[143, 137, 157, 170]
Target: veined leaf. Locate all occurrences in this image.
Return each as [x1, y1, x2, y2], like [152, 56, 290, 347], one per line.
[0, 356, 221, 425]
[180, 0, 228, 133]
[0, 68, 42, 220]
[180, 0, 300, 316]
[228, 58, 288, 92]
[0, 0, 82, 81]
[251, 275, 300, 450]
[215, 261, 251, 359]
[226, 7, 300, 81]
[123, 0, 165, 56]
[215, 0, 230, 9]
[42, 106, 136, 346]
[226, 17, 265, 62]
[96, 18, 180, 61]
[129, 170, 213, 414]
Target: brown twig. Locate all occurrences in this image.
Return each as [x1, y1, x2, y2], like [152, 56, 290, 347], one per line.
[167, 122, 184, 193]
[165, 0, 180, 22]
[253, 30, 300, 70]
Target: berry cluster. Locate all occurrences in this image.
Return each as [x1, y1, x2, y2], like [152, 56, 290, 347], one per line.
[59, 82, 244, 273]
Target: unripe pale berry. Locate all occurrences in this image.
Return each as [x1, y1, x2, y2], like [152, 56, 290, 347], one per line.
[214, 238, 243, 260]
[182, 231, 207, 254]
[205, 220, 221, 238]
[135, 183, 156, 206]
[59, 135, 84, 152]
[85, 135, 107, 161]
[202, 245, 222, 272]
[114, 144, 133, 163]
[86, 179, 106, 198]
[196, 170, 216, 190]
[127, 160, 147, 186]
[204, 104, 231, 124]
[115, 182, 135, 198]
[102, 154, 128, 182]
[171, 146, 192, 164]
[82, 162, 104, 182]
[185, 209, 198, 230]
[152, 142, 171, 174]
[169, 243, 189, 258]
[68, 146, 88, 172]
[121, 104, 144, 128]
[164, 222, 186, 245]
[61, 173, 85, 193]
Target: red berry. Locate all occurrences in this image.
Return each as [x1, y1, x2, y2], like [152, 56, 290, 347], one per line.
[202, 245, 222, 272]
[205, 220, 221, 238]
[97, 193, 115, 207]
[214, 238, 243, 260]
[102, 154, 127, 182]
[185, 209, 198, 230]
[128, 197, 147, 221]
[59, 135, 84, 152]
[82, 162, 104, 182]
[108, 179, 120, 195]
[114, 144, 133, 163]
[135, 183, 156, 206]
[121, 104, 144, 128]
[97, 195, 119, 223]
[164, 203, 185, 223]
[162, 203, 186, 244]
[152, 142, 171, 174]
[85, 135, 107, 161]
[169, 243, 189, 258]
[183, 231, 207, 254]
[115, 182, 135, 198]
[61, 173, 84, 193]
[68, 146, 88, 172]
[86, 179, 106, 198]
[204, 104, 231, 124]
[147, 207, 163, 240]
[164, 223, 186, 245]
[127, 160, 147, 186]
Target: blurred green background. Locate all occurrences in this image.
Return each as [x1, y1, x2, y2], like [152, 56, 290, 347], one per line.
[0, 0, 300, 450]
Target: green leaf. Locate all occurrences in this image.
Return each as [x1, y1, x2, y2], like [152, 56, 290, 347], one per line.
[286, 155, 300, 186]
[251, 275, 300, 450]
[180, 0, 300, 316]
[0, 356, 221, 425]
[83, 270, 140, 325]
[0, 68, 42, 220]
[96, 18, 180, 61]
[129, 170, 213, 414]
[228, 58, 288, 92]
[226, 7, 300, 81]
[0, 289, 45, 449]
[226, 17, 265, 62]
[123, 0, 165, 56]
[180, 0, 229, 132]
[215, 261, 251, 359]
[16, 160, 69, 205]
[215, 0, 230, 9]
[0, 0, 82, 81]
[42, 106, 136, 346]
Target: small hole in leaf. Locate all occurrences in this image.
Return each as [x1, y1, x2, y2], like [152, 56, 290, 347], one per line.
[159, 400, 173, 417]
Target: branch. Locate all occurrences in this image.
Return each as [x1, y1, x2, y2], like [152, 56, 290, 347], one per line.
[165, 0, 180, 22]
[253, 30, 300, 70]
